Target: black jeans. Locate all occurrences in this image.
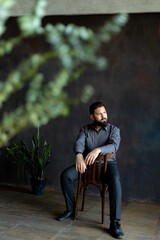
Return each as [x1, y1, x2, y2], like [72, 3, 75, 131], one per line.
[60, 161, 122, 221]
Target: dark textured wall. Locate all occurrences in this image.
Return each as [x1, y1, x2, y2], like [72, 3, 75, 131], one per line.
[0, 13, 160, 203]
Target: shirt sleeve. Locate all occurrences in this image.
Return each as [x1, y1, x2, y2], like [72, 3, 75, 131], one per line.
[99, 126, 121, 155]
[73, 127, 86, 154]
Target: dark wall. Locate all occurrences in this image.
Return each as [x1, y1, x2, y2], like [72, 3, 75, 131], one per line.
[0, 13, 160, 203]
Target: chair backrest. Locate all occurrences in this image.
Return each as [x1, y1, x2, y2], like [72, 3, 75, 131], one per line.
[84, 153, 113, 185]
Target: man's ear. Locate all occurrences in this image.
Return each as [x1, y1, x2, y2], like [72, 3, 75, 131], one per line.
[90, 114, 94, 121]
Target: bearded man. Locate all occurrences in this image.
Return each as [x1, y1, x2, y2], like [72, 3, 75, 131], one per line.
[58, 102, 124, 239]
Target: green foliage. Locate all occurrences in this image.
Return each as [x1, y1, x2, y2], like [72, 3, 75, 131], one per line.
[0, 0, 128, 147]
[6, 128, 51, 183]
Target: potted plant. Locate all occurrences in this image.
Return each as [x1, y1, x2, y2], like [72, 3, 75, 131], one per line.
[7, 128, 51, 195]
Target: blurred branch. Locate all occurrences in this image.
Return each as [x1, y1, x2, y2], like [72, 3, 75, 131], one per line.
[0, 0, 128, 147]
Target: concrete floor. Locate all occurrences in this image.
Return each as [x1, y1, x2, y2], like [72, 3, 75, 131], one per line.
[0, 185, 159, 240]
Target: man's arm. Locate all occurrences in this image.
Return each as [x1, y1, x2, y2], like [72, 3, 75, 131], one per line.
[76, 153, 86, 173]
[73, 127, 87, 173]
[84, 148, 101, 165]
[73, 127, 86, 155]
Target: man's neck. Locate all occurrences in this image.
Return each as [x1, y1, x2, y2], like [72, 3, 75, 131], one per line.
[95, 125, 102, 131]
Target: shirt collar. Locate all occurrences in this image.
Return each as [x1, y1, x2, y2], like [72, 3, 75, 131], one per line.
[90, 123, 109, 132]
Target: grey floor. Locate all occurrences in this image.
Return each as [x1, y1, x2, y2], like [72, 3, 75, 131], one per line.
[0, 185, 159, 240]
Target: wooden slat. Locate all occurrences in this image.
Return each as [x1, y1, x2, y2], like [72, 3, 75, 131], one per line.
[97, 158, 101, 181]
[92, 161, 96, 181]
[88, 165, 91, 182]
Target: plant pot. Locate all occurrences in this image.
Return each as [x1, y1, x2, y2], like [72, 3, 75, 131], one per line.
[30, 178, 47, 195]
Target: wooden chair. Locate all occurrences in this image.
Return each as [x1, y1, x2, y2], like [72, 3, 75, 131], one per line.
[74, 153, 112, 224]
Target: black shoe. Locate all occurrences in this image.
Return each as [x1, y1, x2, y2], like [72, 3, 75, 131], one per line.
[109, 220, 124, 239]
[57, 210, 75, 221]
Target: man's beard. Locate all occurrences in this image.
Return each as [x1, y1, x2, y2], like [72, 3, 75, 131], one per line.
[94, 118, 108, 128]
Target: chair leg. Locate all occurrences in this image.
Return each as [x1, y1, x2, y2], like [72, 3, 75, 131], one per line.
[81, 186, 86, 211]
[74, 173, 82, 220]
[102, 187, 106, 224]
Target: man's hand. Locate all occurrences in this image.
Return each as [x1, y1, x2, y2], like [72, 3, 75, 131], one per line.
[85, 148, 101, 165]
[76, 154, 87, 173]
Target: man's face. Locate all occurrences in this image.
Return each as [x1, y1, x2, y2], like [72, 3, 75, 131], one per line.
[91, 106, 108, 127]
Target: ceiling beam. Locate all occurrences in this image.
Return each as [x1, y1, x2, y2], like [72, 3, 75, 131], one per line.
[11, 0, 160, 16]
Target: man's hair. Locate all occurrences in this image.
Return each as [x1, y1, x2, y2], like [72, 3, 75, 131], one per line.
[89, 101, 105, 115]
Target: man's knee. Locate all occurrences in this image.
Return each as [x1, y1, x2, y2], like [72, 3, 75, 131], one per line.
[60, 166, 77, 183]
[60, 168, 70, 183]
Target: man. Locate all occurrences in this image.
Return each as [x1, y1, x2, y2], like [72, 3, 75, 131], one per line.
[58, 102, 124, 239]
